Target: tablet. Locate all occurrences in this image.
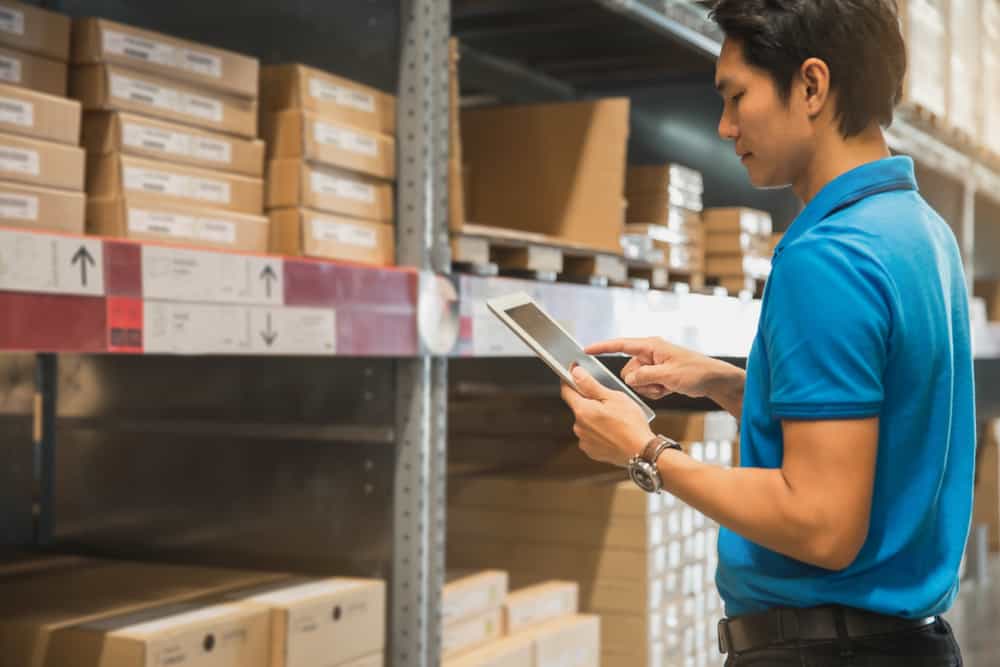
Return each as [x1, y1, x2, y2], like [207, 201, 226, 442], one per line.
[487, 292, 656, 423]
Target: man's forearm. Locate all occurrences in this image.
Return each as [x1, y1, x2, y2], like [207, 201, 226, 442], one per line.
[704, 360, 746, 420]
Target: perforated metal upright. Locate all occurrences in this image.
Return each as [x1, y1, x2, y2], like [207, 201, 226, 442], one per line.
[393, 1, 451, 666]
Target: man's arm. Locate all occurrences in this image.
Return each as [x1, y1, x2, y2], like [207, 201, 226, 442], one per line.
[703, 360, 747, 421]
[658, 417, 878, 570]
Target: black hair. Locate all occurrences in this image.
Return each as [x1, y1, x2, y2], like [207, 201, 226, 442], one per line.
[710, 0, 907, 137]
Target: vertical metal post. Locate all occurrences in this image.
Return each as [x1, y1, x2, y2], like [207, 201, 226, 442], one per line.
[34, 353, 57, 545]
[960, 174, 976, 293]
[393, 0, 450, 665]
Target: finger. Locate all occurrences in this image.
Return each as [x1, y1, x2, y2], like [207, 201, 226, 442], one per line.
[625, 365, 670, 389]
[621, 356, 643, 381]
[585, 338, 653, 361]
[560, 382, 585, 411]
[635, 384, 670, 400]
[571, 365, 613, 401]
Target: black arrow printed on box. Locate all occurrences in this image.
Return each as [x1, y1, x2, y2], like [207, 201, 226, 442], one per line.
[71, 245, 96, 287]
[260, 265, 277, 299]
[261, 312, 277, 347]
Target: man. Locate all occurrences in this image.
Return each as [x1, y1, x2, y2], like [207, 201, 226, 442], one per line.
[560, 1, 974, 665]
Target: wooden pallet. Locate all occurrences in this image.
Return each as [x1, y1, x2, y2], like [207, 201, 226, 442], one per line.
[707, 275, 766, 298]
[452, 224, 627, 286]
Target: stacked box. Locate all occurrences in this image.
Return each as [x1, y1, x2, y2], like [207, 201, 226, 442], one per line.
[448, 412, 737, 667]
[947, 0, 980, 138]
[0, 1, 69, 96]
[442, 570, 508, 660]
[261, 63, 396, 265]
[975, 280, 1000, 322]
[70, 17, 268, 251]
[623, 164, 705, 277]
[985, 0, 1000, 154]
[702, 207, 773, 294]
[898, 0, 948, 118]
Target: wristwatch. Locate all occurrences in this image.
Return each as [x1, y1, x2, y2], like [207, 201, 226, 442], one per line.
[628, 434, 682, 494]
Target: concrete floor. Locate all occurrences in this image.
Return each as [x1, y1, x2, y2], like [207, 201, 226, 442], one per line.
[945, 557, 1000, 667]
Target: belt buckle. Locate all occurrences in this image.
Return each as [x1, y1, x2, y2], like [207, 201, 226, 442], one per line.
[718, 618, 733, 655]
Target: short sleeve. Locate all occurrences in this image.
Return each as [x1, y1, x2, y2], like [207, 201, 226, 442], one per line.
[763, 241, 892, 420]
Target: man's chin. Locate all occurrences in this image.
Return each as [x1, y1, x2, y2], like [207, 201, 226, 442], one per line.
[747, 169, 793, 191]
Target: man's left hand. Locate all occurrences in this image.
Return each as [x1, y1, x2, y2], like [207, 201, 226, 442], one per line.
[560, 365, 656, 467]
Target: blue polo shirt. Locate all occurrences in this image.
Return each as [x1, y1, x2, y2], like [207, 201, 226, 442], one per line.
[716, 156, 976, 618]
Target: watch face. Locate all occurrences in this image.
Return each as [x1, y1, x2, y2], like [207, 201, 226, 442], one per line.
[629, 461, 659, 493]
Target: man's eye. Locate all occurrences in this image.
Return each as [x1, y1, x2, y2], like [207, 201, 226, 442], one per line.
[731, 92, 744, 104]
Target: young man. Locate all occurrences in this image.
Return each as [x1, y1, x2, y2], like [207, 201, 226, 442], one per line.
[560, 1, 974, 665]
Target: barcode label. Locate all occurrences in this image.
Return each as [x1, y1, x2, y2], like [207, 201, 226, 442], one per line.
[179, 48, 222, 78]
[0, 55, 21, 84]
[308, 78, 376, 113]
[312, 218, 377, 248]
[196, 218, 236, 244]
[191, 137, 232, 164]
[0, 6, 25, 36]
[181, 92, 223, 122]
[0, 147, 38, 175]
[0, 97, 30, 127]
[129, 209, 196, 238]
[103, 30, 176, 67]
[123, 123, 188, 156]
[111, 74, 178, 112]
[124, 167, 231, 204]
[190, 176, 230, 204]
[310, 171, 376, 204]
[313, 122, 378, 157]
[0, 192, 37, 220]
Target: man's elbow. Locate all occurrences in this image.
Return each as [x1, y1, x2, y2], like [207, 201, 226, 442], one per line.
[803, 524, 868, 571]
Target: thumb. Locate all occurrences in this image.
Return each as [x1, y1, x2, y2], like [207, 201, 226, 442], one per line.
[571, 365, 612, 400]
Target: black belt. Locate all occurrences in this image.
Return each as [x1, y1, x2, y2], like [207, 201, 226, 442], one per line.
[718, 605, 937, 655]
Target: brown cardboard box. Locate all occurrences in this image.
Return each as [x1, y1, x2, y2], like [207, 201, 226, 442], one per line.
[443, 570, 508, 628]
[504, 581, 578, 634]
[269, 208, 394, 265]
[461, 98, 630, 253]
[625, 164, 703, 196]
[443, 608, 503, 660]
[898, 0, 948, 117]
[266, 158, 393, 221]
[83, 110, 264, 176]
[702, 207, 772, 236]
[73, 18, 259, 98]
[975, 280, 1000, 321]
[44, 601, 271, 667]
[71, 63, 257, 138]
[262, 109, 395, 180]
[88, 192, 268, 252]
[0, 44, 65, 95]
[338, 654, 383, 667]
[442, 634, 534, 667]
[0, 131, 82, 189]
[0, 82, 79, 144]
[0, 180, 83, 232]
[260, 63, 395, 134]
[226, 578, 385, 667]
[706, 255, 770, 279]
[88, 152, 263, 214]
[520, 615, 601, 667]
[651, 411, 739, 444]
[973, 420, 1000, 551]
[0, 1, 70, 61]
[706, 231, 771, 257]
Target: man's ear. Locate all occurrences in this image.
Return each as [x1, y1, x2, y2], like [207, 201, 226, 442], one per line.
[800, 57, 831, 118]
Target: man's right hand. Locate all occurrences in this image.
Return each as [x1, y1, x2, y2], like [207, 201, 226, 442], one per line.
[584, 337, 729, 401]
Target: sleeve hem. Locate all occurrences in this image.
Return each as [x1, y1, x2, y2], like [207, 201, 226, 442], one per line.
[770, 401, 882, 420]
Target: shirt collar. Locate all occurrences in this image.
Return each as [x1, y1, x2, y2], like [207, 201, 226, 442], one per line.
[774, 156, 918, 257]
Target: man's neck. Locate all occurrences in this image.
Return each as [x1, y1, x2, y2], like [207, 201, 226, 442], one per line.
[793, 124, 892, 203]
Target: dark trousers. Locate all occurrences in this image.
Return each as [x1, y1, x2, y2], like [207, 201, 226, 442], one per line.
[724, 617, 962, 666]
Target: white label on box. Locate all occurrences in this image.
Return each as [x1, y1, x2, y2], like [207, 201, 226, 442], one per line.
[124, 166, 185, 197]
[0, 192, 35, 219]
[196, 217, 236, 244]
[0, 54, 21, 83]
[123, 605, 235, 635]
[191, 177, 231, 204]
[248, 579, 361, 606]
[0, 5, 23, 35]
[103, 29, 174, 66]
[141, 245, 282, 305]
[308, 77, 376, 113]
[310, 171, 376, 203]
[313, 121, 378, 157]
[129, 209, 196, 239]
[181, 92, 223, 122]
[178, 47, 222, 78]
[312, 218, 377, 248]
[111, 74, 179, 111]
[191, 136, 232, 164]
[0, 146, 38, 175]
[0, 229, 105, 296]
[0, 96, 31, 127]
[123, 122, 190, 156]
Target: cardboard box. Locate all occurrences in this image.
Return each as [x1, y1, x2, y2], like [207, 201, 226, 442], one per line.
[706, 231, 771, 257]
[651, 411, 739, 444]
[44, 601, 271, 667]
[706, 255, 771, 279]
[443, 609, 503, 660]
[262, 109, 395, 180]
[71, 63, 257, 138]
[702, 207, 772, 236]
[0, 1, 70, 61]
[266, 158, 393, 221]
[260, 63, 395, 134]
[985, 1, 1000, 153]
[627, 189, 702, 221]
[625, 164, 703, 196]
[442, 633, 534, 667]
[226, 578, 385, 667]
[976, 280, 1000, 322]
[947, 0, 981, 136]
[521, 615, 601, 667]
[0, 180, 83, 232]
[504, 581, 578, 634]
[269, 207, 394, 265]
[0, 44, 65, 95]
[443, 570, 508, 627]
[337, 654, 383, 667]
[73, 18, 259, 98]
[974, 420, 1000, 551]
[461, 98, 630, 253]
[88, 152, 263, 214]
[0, 130, 82, 190]
[83, 111, 264, 176]
[0, 82, 79, 144]
[898, 0, 948, 117]
[88, 193, 269, 252]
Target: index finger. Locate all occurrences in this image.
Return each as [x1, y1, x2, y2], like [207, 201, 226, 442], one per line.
[585, 338, 651, 358]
